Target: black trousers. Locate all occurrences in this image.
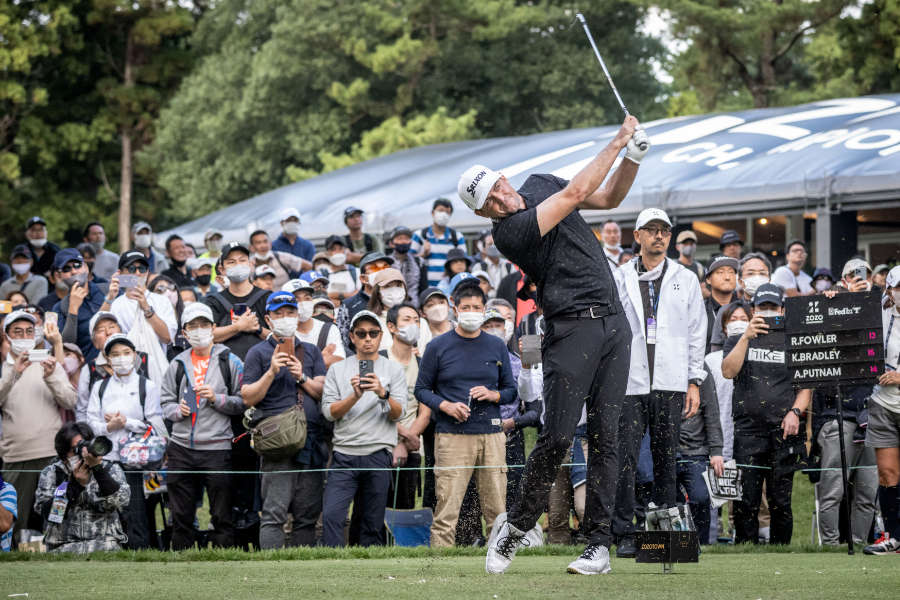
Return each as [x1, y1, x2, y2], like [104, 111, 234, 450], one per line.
[123, 470, 150, 550]
[505, 429, 527, 513]
[230, 415, 260, 549]
[422, 421, 437, 512]
[508, 312, 631, 547]
[733, 448, 795, 545]
[613, 390, 684, 539]
[322, 450, 392, 547]
[166, 442, 235, 550]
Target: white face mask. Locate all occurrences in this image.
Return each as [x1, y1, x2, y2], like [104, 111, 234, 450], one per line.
[424, 303, 449, 323]
[30, 237, 48, 248]
[67, 455, 81, 472]
[109, 354, 134, 375]
[380, 286, 406, 308]
[253, 251, 272, 261]
[12, 263, 31, 275]
[283, 221, 301, 236]
[297, 301, 314, 323]
[742, 275, 769, 297]
[164, 290, 178, 308]
[503, 319, 515, 343]
[395, 323, 419, 345]
[484, 325, 506, 341]
[226, 264, 251, 283]
[34, 325, 44, 345]
[814, 279, 831, 292]
[457, 311, 485, 333]
[725, 321, 749, 337]
[185, 327, 214, 348]
[433, 211, 451, 227]
[680, 244, 696, 257]
[756, 309, 781, 318]
[134, 234, 152, 249]
[10, 338, 36, 355]
[271, 316, 299, 338]
[329, 253, 347, 267]
[207, 239, 222, 253]
[63, 355, 81, 375]
[604, 243, 620, 251]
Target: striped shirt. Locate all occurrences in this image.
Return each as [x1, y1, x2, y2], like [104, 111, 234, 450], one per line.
[1, 482, 16, 552]
[411, 225, 466, 287]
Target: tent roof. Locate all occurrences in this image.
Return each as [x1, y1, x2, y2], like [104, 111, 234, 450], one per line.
[163, 94, 900, 246]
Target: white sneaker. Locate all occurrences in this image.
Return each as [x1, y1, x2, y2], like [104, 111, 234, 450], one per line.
[863, 533, 900, 555]
[567, 544, 612, 575]
[485, 514, 528, 574]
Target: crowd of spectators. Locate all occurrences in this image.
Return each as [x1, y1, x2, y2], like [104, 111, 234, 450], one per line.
[0, 204, 898, 557]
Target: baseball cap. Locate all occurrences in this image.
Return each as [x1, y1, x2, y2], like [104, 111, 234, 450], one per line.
[372, 268, 405, 288]
[221, 241, 251, 260]
[676, 230, 697, 244]
[841, 257, 872, 279]
[471, 267, 491, 283]
[812, 267, 834, 282]
[204, 229, 223, 241]
[458, 164, 501, 211]
[89, 311, 119, 336]
[103, 333, 135, 355]
[444, 248, 472, 268]
[752, 283, 784, 306]
[312, 296, 335, 310]
[483, 308, 505, 324]
[301, 270, 329, 286]
[131, 221, 152, 235]
[10, 244, 31, 260]
[265, 291, 296, 312]
[324, 234, 345, 250]
[719, 230, 743, 248]
[418, 286, 447, 307]
[704, 256, 739, 279]
[390, 225, 413, 240]
[280, 207, 301, 222]
[282, 278, 313, 294]
[188, 257, 216, 271]
[254, 264, 277, 279]
[873, 264, 890, 276]
[119, 250, 149, 269]
[635, 208, 672, 230]
[350, 309, 382, 330]
[449, 272, 479, 296]
[359, 251, 394, 271]
[26, 216, 47, 229]
[53, 248, 83, 271]
[180, 302, 215, 326]
[3, 309, 37, 332]
[343, 206, 363, 221]
[63, 342, 83, 357]
[886, 265, 900, 288]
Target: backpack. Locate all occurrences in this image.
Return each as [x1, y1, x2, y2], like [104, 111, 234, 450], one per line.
[272, 252, 301, 280]
[206, 288, 270, 326]
[316, 321, 334, 351]
[419, 226, 461, 248]
[344, 233, 375, 254]
[98, 374, 147, 410]
[89, 352, 149, 396]
[173, 348, 236, 397]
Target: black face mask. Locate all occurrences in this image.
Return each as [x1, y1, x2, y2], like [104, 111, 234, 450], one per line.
[195, 274, 211, 286]
[313, 313, 334, 324]
[171, 258, 186, 269]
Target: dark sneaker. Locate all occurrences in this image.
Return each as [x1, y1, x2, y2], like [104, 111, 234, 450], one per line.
[615, 536, 637, 558]
[863, 533, 900, 555]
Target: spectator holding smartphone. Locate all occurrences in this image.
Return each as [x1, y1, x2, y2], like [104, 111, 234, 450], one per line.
[109, 251, 178, 350]
[52, 249, 107, 361]
[839, 258, 873, 292]
[321, 309, 406, 546]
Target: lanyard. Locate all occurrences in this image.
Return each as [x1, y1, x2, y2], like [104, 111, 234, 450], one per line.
[887, 313, 897, 369]
[648, 280, 662, 320]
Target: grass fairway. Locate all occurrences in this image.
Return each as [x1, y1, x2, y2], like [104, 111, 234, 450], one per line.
[2, 548, 895, 600]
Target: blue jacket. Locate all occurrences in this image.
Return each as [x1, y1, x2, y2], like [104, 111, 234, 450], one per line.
[55, 282, 107, 361]
[272, 233, 315, 262]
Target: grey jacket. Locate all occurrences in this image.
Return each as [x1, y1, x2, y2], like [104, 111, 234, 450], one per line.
[160, 344, 245, 451]
[679, 365, 724, 457]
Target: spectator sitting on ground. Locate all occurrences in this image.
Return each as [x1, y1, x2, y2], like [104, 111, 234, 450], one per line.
[34, 422, 130, 553]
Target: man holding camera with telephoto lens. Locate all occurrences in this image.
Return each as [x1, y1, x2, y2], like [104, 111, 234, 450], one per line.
[34, 422, 129, 553]
[721, 283, 812, 545]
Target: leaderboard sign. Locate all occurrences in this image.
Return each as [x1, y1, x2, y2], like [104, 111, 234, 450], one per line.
[785, 291, 884, 386]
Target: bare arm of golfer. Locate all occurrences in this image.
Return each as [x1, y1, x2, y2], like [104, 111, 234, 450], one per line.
[535, 116, 638, 237]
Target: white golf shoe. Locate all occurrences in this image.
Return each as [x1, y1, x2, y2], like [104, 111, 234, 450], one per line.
[485, 513, 528, 574]
[566, 544, 612, 575]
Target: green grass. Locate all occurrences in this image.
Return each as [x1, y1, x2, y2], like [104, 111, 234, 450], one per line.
[1, 550, 895, 599]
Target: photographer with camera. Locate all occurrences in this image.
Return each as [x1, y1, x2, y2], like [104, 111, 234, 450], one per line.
[34, 422, 130, 553]
[721, 283, 813, 545]
[0, 309, 76, 547]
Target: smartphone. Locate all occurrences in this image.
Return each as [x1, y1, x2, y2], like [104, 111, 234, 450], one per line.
[276, 336, 294, 357]
[0, 300, 11, 314]
[854, 266, 868, 282]
[28, 348, 50, 362]
[233, 303, 248, 316]
[45, 312, 58, 327]
[520, 334, 542, 365]
[762, 315, 784, 331]
[118, 274, 139, 289]
[359, 359, 374, 382]
[182, 386, 198, 414]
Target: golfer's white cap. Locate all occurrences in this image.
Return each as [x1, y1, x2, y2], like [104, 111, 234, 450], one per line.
[458, 165, 501, 211]
[635, 208, 672, 230]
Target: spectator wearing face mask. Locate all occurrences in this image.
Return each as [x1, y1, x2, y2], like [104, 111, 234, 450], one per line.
[323, 235, 361, 299]
[415, 281, 516, 547]
[23, 216, 60, 278]
[771, 240, 814, 297]
[839, 257, 873, 292]
[1, 309, 77, 546]
[283, 276, 345, 368]
[52, 249, 108, 361]
[342, 207, 382, 265]
[811, 267, 836, 293]
[704, 257, 740, 353]
[253, 264, 277, 291]
[85, 334, 165, 549]
[188, 257, 217, 298]
[387, 226, 427, 307]
[477, 241, 514, 294]
[719, 229, 744, 260]
[160, 302, 245, 550]
[472, 267, 495, 299]
[148, 274, 190, 359]
[82, 222, 119, 282]
[601, 220, 623, 269]
[708, 252, 772, 352]
[108, 253, 178, 353]
[199, 229, 223, 278]
[872, 264, 890, 292]
[272, 208, 315, 263]
[437, 248, 472, 297]
[130, 222, 169, 274]
[417, 287, 453, 352]
[722, 283, 812, 545]
[336, 252, 394, 355]
[411, 198, 467, 287]
[368, 269, 409, 352]
[250, 229, 308, 289]
[676, 230, 705, 281]
[0, 245, 47, 305]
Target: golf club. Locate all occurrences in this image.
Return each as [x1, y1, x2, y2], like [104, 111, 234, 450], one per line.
[575, 12, 648, 151]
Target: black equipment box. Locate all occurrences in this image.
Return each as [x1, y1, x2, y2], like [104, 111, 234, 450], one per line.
[635, 531, 700, 564]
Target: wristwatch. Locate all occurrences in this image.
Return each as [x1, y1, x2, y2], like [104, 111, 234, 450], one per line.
[689, 378, 703, 387]
[790, 407, 802, 418]
[143, 306, 155, 319]
[296, 374, 308, 386]
[378, 388, 390, 400]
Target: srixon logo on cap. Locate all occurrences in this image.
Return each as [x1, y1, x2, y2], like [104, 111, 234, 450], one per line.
[466, 170, 487, 197]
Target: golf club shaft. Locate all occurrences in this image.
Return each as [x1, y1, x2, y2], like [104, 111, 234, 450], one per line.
[575, 13, 648, 151]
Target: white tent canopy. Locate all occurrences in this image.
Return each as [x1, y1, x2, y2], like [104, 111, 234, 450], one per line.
[162, 94, 900, 248]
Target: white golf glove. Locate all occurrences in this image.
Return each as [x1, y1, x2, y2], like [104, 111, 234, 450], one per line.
[624, 125, 650, 164]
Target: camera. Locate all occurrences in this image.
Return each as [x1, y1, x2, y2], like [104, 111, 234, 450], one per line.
[75, 435, 113, 458]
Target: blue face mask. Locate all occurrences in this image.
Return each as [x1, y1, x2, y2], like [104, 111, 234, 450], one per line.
[393, 243, 411, 254]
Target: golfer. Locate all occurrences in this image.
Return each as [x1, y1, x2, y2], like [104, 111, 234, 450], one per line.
[457, 115, 649, 575]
